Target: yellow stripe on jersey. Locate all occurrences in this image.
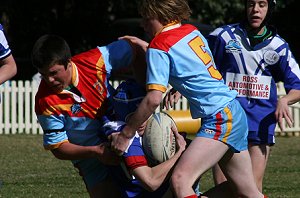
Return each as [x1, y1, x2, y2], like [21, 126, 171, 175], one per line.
[70, 62, 79, 87]
[146, 84, 167, 93]
[222, 106, 232, 143]
[42, 104, 72, 115]
[42, 104, 91, 116]
[44, 140, 69, 150]
[96, 55, 105, 79]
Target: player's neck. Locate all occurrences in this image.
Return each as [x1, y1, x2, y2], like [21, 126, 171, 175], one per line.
[155, 21, 181, 36]
[161, 21, 181, 32]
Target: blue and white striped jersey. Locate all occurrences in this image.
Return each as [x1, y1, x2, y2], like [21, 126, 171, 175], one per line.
[0, 24, 11, 60]
[207, 23, 300, 132]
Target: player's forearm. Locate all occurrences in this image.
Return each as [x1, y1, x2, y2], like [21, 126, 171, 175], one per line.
[123, 91, 161, 138]
[142, 150, 183, 191]
[51, 142, 103, 160]
[0, 55, 17, 84]
[282, 89, 300, 105]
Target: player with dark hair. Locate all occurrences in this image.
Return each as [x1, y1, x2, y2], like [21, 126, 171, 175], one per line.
[111, 0, 266, 197]
[32, 34, 146, 198]
[207, 0, 300, 192]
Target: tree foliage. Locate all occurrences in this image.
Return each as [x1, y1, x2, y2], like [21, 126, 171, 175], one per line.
[0, 0, 297, 80]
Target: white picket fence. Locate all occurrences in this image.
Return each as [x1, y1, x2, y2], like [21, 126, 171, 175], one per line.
[0, 80, 300, 135]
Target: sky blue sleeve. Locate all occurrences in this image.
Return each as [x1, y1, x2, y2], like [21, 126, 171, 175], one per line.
[146, 48, 170, 88]
[37, 114, 68, 149]
[98, 39, 133, 72]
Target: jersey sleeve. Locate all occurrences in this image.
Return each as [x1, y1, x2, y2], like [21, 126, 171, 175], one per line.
[0, 24, 11, 60]
[37, 114, 69, 150]
[35, 95, 69, 150]
[123, 136, 148, 170]
[146, 48, 169, 93]
[280, 45, 300, 92]
[98, 39, 134, 73]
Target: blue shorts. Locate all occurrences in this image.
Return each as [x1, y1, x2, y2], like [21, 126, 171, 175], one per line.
[248, 131, 275, 146]
[74, 158, 109, 189]
[197, 99, 248, 152]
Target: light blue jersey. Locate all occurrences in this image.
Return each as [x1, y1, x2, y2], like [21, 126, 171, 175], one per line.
[146, 24, 248, 152]
[146, 24, 237, 119]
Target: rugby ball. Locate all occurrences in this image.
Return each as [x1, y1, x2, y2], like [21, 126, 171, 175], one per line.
[142, 112, 177, 166]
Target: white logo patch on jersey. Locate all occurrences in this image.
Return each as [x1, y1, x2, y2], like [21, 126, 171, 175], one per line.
[263, 50, 279, 65]
[225, 40, 242, 54]
[226, 72, 271, 99]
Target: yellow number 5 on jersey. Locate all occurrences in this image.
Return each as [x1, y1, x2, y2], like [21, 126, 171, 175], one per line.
[188, 36, 222, 80]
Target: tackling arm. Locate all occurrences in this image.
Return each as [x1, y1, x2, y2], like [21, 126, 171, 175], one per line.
[51, 142, 120, 165]
[131, 126, 186, 191]
[111, 90, 163, 155]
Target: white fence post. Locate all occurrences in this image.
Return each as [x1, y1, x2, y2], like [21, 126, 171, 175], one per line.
[18, 80, 25, 133]
[0, 81, 300, 135]
[11, 81, 17, 134]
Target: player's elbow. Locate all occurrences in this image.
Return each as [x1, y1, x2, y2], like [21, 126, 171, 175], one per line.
[146, 90, 162, 108]
[51, 148, 68, 160]
[5, 55, 17, 78]
[51, 149, 64, 160]
[140, 175, 163, 192]
[143, 180, 161, 192]
[10, 65, 17, 78]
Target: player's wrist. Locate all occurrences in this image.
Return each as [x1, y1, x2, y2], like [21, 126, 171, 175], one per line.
[121, 125, 135, 139]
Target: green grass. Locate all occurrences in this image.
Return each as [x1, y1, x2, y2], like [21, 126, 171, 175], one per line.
[0, 134, 299, 197]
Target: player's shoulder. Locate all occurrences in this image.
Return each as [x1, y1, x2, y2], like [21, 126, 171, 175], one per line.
[0, 23, 4, 34]
[35, 82, 62, 112]
[149, 24, 197, 52]
[268, 26, 289, 47]
[72, 47, 101, 63]
[209, 23, 240, 37]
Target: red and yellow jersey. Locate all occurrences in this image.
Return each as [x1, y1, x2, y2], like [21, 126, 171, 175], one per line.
[35, 40, 134, 159]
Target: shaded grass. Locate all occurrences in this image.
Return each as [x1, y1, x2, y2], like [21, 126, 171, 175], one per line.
[0, 134, 299, 197]
[0, 134, 88, 198]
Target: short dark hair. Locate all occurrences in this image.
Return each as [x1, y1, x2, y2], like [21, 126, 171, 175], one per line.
[31, 34, 71, 69]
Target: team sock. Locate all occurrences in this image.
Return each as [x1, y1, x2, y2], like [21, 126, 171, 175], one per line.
[184, 194, 198, 198]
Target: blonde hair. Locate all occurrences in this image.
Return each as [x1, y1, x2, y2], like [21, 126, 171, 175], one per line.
[138, 0, 191, 25]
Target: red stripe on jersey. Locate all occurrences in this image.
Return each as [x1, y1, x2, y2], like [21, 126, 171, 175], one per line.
[213, 112, 222, 140]
[184, 195, 198, 198]
[35, 48, 109, 119]
[124, 155, 148, 170]
[149, 24, 197, 52]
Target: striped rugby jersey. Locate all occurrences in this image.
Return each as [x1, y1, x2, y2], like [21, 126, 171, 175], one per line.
[0, 24, 11, 60]
[35, 40, 134, 166]
[207, 23, 300, 132]
[146, 24, 237, 119]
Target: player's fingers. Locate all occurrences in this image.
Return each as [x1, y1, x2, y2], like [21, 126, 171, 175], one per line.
[111, 145, 124, 156]
[163, 94, 170, 110]
[118, 35, 129, 40]
[170, 93, 175, 108]
[278, 116, 284, 131]
[174, 92, 181, 103]
[171, 124, 179, 134]
[285, 115, 293, 128]
[281, 109, 293, 128]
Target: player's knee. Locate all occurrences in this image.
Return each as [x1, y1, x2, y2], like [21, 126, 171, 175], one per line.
[171, 170, 185, 187]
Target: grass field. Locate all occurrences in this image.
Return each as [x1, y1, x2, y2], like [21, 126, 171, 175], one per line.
[0, 134, 299, 198]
